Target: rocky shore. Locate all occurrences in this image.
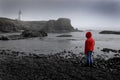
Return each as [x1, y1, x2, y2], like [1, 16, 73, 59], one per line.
[0, 49, 120, 80]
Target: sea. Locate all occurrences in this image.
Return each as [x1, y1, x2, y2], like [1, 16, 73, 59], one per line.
[0, 31, 120, 58]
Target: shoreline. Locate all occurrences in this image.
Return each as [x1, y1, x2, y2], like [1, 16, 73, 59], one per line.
[0, 49, 120, 80]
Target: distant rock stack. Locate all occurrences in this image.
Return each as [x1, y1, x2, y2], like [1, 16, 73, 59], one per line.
[42, 18, 75, 33]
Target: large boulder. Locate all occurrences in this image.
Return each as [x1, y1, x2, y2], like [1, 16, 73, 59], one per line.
[0, 36, 9, 40]
[21, 30, 48, 38]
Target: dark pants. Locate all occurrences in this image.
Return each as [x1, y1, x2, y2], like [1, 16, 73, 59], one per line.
[86, 51, 93, 66]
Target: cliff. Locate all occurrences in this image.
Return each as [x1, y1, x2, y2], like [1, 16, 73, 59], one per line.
[24, 21, 47, 31]
[0, 17, 75, 33]
[41, 18, 74, 32]
[0, 17, 27, 32]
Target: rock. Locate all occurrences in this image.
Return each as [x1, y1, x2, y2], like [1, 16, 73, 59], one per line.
[56, 35, 72, 37]
[107, 57, 120, 69]
[0, 35, 24, 40]
[21, 30, 47, 37]
[0, 36, 9, 40]
[41, 18, 75, 33]
[101, 48, 119, 53]
[114, 54, 120, 57]
[8, 35, 24, 40]
[0, 30, 47, 40]
[97, 47, 100, 49]
[99, 30, 120, 35]
[118, 50, 120, 53]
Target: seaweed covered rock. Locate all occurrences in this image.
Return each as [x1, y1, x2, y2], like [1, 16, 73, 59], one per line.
[21, 30, 47, 37]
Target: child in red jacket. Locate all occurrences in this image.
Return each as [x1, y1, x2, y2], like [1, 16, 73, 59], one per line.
[84, 32, 95, 66]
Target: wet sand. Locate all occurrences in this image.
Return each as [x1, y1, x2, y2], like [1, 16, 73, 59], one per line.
[0, 49, 120, 80]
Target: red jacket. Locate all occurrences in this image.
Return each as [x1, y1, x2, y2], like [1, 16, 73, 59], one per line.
[84, 32, 95, 54]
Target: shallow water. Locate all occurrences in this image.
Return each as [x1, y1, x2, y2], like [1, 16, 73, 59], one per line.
[0, 31, 120, 55]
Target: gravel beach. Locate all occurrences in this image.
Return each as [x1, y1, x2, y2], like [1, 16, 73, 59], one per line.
[0, 49, 120, 80]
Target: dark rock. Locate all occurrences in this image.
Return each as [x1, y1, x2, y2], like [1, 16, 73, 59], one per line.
[101, 48, 110, 53]
[0, 36, 9, 40]
[99, 30, 120, 35]
[75, 46, 78, 49]
[0, 30, 47, 40]
[8, 35, 24, 40]
[107, 57, 120, 70]
[118, 50, 120, 53]
[21, 30, 47, 37]
[101, 48, 119, 53]
[0, 35, 25, 40]
[56, 35, 72, 37]
[114, 54, 119, 57]
[97, 47, 100, 49]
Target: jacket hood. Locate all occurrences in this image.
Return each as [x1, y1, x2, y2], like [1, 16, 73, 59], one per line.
[86, 32, 92, 38]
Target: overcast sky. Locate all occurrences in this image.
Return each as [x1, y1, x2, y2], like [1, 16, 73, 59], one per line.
[0, 0, 120, 30]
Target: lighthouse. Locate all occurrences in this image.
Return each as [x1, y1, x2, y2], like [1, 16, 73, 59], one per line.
[18, 10, 22, 21]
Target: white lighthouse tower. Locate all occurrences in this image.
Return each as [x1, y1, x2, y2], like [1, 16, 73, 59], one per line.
[18, 10, 22, 21]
